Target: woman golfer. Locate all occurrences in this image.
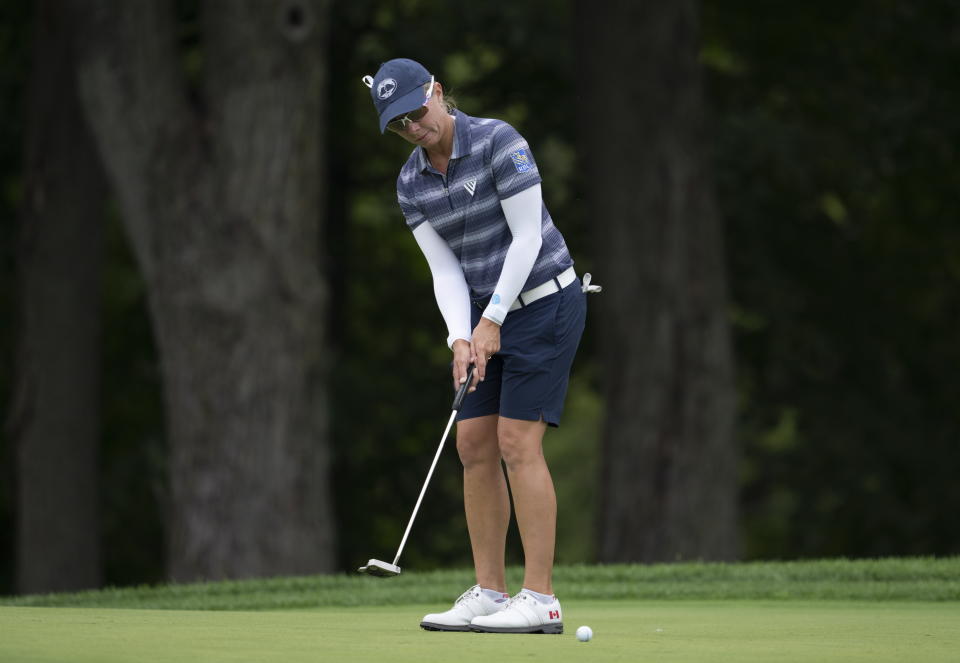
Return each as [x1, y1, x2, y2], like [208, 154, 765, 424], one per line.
[364, 58, 595, 634]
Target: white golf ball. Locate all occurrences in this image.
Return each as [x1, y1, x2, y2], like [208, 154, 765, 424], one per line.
[576, 625, 593, 642]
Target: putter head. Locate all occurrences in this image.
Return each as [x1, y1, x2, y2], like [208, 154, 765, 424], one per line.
[357, 559, 401, 577]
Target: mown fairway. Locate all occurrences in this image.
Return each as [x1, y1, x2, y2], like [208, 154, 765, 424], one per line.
[2, 559, 958, 662]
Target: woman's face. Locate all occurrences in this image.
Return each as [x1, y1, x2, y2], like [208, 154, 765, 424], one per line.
[388, 83, 449, 149]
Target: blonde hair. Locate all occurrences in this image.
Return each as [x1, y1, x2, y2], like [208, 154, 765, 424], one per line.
[427, 80, 458, 114]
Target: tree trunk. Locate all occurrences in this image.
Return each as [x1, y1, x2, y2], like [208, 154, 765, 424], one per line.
[578, 0, 738, 561]
[10, 0, 108, 593]
[72, 0, 335, 580]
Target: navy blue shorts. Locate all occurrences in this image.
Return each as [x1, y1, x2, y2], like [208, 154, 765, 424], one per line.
[456, 277, 587, 427]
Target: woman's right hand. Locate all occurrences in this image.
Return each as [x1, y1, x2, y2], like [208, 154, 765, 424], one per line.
[451, 339, 477, 392]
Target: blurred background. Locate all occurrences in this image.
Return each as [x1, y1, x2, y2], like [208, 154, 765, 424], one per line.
[1, 0, 958, 596]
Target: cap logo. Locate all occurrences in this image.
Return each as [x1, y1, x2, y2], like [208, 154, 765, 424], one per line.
[377, 78, 398, 99]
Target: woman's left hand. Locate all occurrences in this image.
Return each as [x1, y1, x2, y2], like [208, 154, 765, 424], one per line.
[470, 318, 501, 391]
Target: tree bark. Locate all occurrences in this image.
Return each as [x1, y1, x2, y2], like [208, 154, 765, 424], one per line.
[72, 0, 335, 580]
[578, 0, 738, 561]
[10, 0, 108, 593]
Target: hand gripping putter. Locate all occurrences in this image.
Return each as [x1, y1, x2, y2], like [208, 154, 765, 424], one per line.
[358, 365, 475, 577]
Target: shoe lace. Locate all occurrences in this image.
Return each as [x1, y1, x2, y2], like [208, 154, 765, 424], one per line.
[501, 593, 526, 610]
[454, 585, 481, 605]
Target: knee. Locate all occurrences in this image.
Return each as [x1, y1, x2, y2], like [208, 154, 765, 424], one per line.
[456, 430, 499, 469]
[497, 428, 543, 470]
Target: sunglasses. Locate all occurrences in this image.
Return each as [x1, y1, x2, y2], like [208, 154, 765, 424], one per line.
[385, 76, 435, 133]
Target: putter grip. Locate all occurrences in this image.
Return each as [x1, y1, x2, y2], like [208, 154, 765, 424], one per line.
[451, 365, 475, 411]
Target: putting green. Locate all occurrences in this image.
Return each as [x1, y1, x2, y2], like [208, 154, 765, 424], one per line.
[2, 600, 958, 662]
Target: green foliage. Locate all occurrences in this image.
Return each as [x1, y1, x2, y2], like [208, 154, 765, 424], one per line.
[2, 0, 959, 593]
[549, 373, 603, 564]
[703, 0, 960, 558]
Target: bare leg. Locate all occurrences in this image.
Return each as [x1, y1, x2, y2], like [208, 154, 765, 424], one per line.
[498, 417, 555, 595]
[456, 414, 509, 593]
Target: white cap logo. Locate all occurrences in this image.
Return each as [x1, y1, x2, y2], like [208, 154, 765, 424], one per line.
[377, 78, 397, 100]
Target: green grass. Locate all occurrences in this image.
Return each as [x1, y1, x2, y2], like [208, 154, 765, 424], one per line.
[2, 559, 958, 662]
[2, 601, 959, 663]
[2, 557, 958, 610]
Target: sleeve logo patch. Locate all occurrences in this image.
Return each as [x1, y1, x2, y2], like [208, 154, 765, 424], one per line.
[509, 149, 533, 173]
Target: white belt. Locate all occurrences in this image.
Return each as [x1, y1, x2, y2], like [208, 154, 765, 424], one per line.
[508, 266, 578, 312]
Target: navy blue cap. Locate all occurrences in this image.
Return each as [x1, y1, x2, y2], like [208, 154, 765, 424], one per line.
[367, 58, 432, 134]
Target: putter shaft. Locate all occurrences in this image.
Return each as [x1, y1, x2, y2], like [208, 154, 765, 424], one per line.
[361, 366, 473, 576]
[392, 408, 458, 566]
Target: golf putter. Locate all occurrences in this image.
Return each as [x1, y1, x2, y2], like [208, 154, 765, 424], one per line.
[359, 364, 475, 577]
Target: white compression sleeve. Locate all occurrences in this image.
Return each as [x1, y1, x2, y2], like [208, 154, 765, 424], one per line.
[481, 184, 544, 325]
[411, 221, 473, 348]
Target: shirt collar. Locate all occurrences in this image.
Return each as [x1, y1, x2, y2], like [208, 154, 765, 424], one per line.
[451, 110, 472, 159]
[417, 110, 473, 173]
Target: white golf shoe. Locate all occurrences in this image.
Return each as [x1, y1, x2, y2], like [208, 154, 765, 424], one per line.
[469, 589, 564, 634]
[420, 585, 510, 632]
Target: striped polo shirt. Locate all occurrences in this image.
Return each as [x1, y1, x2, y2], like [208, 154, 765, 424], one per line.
[396, 110, 573, 302]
